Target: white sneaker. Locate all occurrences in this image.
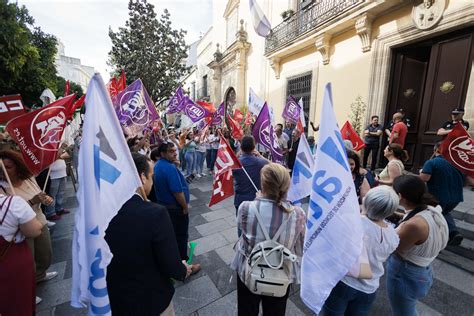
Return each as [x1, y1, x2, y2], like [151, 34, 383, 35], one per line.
[46, 220, 56, 228]
[38, 271, 58, 283]
[36, 296, 42, 305]
[196, 174, 201, 178]
[200, 173, 206, 177]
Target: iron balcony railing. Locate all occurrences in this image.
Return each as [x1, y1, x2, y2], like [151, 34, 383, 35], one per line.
[265, 0, 363, 54]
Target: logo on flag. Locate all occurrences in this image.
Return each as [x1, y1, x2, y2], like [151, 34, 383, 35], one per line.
[340, 121, 365, 152]
[440, 122, 474, 177]
[32, 106, 67, 150]
[283, 96, 301, 124]
[252, 103, 284, 163]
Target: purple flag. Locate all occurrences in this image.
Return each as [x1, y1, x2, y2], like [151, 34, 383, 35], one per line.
[210, 102, 225, 126]
[252, 103, 284, 163]
[166, 87, 188, 114]
[114, 79, 159, 137]
[183, 99, 213, 122]
[282, 95, 301, 124]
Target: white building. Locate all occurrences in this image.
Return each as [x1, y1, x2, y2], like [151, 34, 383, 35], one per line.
[55, 40, 95, 92]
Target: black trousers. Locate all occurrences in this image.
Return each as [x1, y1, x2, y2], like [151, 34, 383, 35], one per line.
[237, 275, 289, 316]
[363, 143, 379, 170]
[165, 205, 189, 261]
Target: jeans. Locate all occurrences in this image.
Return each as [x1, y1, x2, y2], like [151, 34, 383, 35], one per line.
[185, 151, 195, 177]
[206, 149, 212, 170]
[195, 151, 205, 174]
[179, 150, 186, 171]
[363, 143, 379, 170]
[165, 205, 189, 261]
[386, 255, 433, 316]
[45, 177, 67, 217]
[440, 202, 459, 235]
[322, 281, 376, 316]
[210, 149, 218, 171]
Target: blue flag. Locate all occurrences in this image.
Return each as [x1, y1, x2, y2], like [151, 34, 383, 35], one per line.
[287, 134, 314, 202]
[71, 74, 142, 315]
[300, 83, 363, 313]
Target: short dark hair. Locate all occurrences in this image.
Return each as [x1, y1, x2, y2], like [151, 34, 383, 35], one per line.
[158, 142, 175, 157]
[393, 175, 438, 207]
[276, 123, 283, 129]
[241, 136, 256, 153]
[150, 148, 160, 162]
[371, 115, 379, 120]
[131, 153, 151, 177]
[387, 143, 409, 162]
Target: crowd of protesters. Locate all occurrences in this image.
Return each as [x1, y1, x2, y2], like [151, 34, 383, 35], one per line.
[0, 103, 472, 316]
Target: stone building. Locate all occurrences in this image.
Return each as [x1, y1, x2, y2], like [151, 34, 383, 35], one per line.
[184, 0, 473, 169]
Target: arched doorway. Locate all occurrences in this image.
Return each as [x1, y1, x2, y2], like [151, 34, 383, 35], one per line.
[224, 87, 237, 118]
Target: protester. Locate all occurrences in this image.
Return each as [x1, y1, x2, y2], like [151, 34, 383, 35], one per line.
[322, 186, 400, 316]
[385, 109, 411, 138]
[363, 115, 383, 170]
[347, 151, 370, 204]
[209, 129, 220, 173]
[232, 163, 306, 316]
[0, 150, 56, 305]
[45, 151, 71, 221]
[195, 135, 206, 177]
[184, 132, 197, 181]
[388, 175, 448, 316]
[0, 194, 44, 316]
[386, 112, 408, 148]
[376, 144, 407, 186]
[437, 108, 470, 136]
[287, 129, 301, 171]
[275, 123, 289, 157]
[105, 153, 192, 315]
[154, 142, 201, 273]
[283, 121, 294, 138]
[203, 128, 213, 171]
[420, 142, 469, 246]
[308, 136, 316, 154]
[232, 136, 269, 214]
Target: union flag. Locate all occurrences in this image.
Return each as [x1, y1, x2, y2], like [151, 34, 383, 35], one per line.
[228, 115, 244, 140]
[440, 122, 474, 178]
[208, 136, 242, 207]
[340, 121, 365, 152]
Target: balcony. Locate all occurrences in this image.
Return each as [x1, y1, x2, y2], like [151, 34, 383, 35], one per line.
[265, 0, 363, 55]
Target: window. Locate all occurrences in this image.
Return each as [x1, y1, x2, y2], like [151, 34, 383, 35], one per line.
[191, 82, 196, 100]
[286, 72, 312, 133]
[202, 75, 208, 98]
[226, 9, 238, 48]
[297, 0, 314, 11]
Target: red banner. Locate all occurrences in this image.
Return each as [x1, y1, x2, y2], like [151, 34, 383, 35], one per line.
[341, 121, 365, 152]
[0, 95, 26, 125]
[65, 80, 70, 96]
[228, 115, 244, 140]
[440, 122, 474, 178]
[234, 108, 244, 123]
[5, 95, 76, 175]
[106, 70, 127, 99]
[209, 137, 242, 207]
[67, 94, 85, 119]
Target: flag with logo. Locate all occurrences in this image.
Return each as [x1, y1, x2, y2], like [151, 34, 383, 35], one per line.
[182, 98, 214, 123]
[252, 103, 284, 163]
[209, 136, 242, 207]
[249, 0, 271, 37]
[283, 96, 301, 124]
[248, 87, 264, 115]
[210, 102, 225, 126]
[113, 79, 159, 137]
[106, 71, 127, 99]
[440, 122, 474, 177]
[0, 94, 26, 124]
[228, 115, 244, 140]
[71, 74, 142, 315]
[300, 83, 363, 314]
[167, 87, 187, 114]
[340, 121, 365, 151]
[287, 134, 314, 202]
[5, 94, 76, 175]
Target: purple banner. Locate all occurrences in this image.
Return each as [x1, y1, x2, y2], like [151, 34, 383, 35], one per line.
[114, 79, 159, 137]
[282, 95, 301, 124]
[166, 87, 187, 114]
[210, 102, 225, 126]
[252, 103, 284, 163]
[183, 99, 213, 122]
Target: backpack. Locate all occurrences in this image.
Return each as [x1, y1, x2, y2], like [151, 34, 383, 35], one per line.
[243, 202, 297, 297]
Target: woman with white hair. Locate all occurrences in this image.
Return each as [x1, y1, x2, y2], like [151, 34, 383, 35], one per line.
[322, 186, 400, 315]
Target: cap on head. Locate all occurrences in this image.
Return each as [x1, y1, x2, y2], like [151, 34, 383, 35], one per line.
[451, 108, 464, 115]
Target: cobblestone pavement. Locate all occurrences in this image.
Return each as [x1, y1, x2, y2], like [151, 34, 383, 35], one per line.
[37, 176, 474, 316]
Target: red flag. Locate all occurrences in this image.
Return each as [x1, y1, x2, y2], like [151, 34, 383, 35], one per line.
[0, 94, 26, 124]
[209, 137, 242, 207]
[234, 108, 244, 123]
[5, 94, 76, 175]
[106, 77, 118, 98]
[440, 122, 474, 178]
[116, 70, 127, 93]
[66, 94, 85, 119]
[65, 80, 70, 96]
[244, 111, 252, 126]
[197, 101, 216, 114]
[340, 121, 365, 152]
[228, 115, 244, 140]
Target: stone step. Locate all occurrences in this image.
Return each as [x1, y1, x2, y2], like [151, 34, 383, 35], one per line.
[452, 208, 474, 225]
[437, 249, 474, 274]
[445, 238, 474, 260]
[455, 219, 474, 240]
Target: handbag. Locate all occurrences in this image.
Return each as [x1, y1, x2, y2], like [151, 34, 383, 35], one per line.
[0, 196, 17, 262]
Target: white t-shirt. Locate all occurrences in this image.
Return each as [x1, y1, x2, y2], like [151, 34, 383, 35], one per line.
[50, 159, 67, 179]
[342, 217, 399, 294]
[0, 195, 36, 242]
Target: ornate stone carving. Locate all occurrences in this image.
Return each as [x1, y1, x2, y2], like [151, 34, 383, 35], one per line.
[412, 0, 446, 30]
[269, 57, 281, 79]
[214, 44, 223, 62]
[236, 19, 247, 43]
[355, 13, 374, 53]
[315, 33, 331, 65]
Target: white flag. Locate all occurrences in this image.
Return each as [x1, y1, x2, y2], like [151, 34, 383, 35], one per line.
[248, 87, 264, 115]
[298, 98, 306, 128]
[71, 74, 142, 315]
[249, 0, 271, 37]
[300, 83, 363, 313]
[287, 134, 314, 202]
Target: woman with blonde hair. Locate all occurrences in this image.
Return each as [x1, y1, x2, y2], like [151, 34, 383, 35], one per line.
[232, 163, 306, 316]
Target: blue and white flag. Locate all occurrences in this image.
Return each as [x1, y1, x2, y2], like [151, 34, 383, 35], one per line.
[249, 0, 271, 37]
[248, 87, 265, 115]
[71, 74, 142, 315]
[300, 83, 363, 314]
[287, 134, 314, 202]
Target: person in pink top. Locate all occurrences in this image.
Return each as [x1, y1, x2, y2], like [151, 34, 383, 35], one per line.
[389, 112, 408, 148]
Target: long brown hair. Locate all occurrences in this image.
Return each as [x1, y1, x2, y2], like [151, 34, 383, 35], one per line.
[0, 150, 33, 181]
[387, 143, 409, 162]
[260, 163, 292, 212]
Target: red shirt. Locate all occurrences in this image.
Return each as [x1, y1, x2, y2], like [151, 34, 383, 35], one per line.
[390, 121, 408, 147]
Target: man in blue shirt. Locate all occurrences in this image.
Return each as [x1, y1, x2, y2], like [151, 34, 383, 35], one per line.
[420, 142, 466, 246]
[363, 115, 383, 170]
[154, 142, 200, 273]
[233, 136, 269, 212]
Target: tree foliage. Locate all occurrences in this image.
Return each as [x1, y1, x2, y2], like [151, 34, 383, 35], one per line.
[55, 76, 84, 98]
[0, 0, 59, 107]
[108, 0, 190, 105]
[349, 95, 367, 135]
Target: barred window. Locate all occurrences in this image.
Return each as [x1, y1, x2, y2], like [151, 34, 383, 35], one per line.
[286, 72, 312, 133]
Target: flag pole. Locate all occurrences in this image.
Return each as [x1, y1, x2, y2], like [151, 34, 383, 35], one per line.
[0, 159, 16, 195]
[42, 167, 52, 192]
[241, 165, 259, 193]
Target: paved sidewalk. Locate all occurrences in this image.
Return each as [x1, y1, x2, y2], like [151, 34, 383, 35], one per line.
[37, 176, 474, 315]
